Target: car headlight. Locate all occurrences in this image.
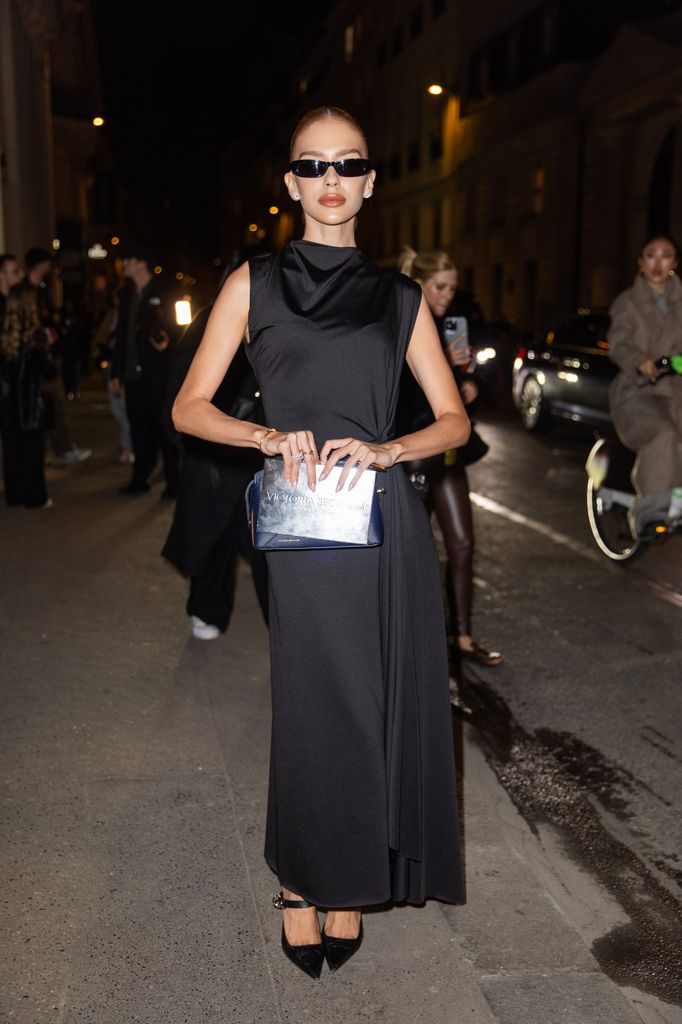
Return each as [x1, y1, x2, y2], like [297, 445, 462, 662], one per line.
[513, 357, 523, 371]
[476, 347, 497, 365]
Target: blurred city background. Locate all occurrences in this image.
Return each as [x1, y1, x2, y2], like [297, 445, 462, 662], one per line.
[3, 0, 681, 320]
[1, 1, 682, 1022]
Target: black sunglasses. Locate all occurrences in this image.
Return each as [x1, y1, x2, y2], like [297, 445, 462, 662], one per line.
[290, 158, 372, 178]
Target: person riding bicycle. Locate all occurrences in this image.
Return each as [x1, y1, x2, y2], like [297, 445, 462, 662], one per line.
[607, 234, 682, 539]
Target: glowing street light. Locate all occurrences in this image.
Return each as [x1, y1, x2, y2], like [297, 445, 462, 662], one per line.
[269, 205, 279, 215]
[248, 223, 258, 233]
[111, 236, 120, 245]
[175, 299, 192, 326]
[92, 116, 105, 127]
[427, 84, 444, 96]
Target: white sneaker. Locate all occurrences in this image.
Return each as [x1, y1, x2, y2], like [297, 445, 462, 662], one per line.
[60, 448, 92, 465]
[191, 615, 220, 640]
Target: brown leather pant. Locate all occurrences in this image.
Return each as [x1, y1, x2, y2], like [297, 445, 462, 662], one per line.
[406, 456, 473, 637]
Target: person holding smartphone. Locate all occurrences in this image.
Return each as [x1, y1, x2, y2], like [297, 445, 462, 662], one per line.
[397, 247, 504, 669]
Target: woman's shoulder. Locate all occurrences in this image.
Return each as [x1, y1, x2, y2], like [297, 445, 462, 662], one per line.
[364, 260, 421, 298]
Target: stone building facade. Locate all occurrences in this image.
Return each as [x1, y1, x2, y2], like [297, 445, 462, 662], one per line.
[221, 0, 682, 328]
[0, 0, 57, 256]
[0, 0, 108, 292]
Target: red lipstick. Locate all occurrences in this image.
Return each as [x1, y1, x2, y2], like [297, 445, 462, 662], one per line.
[319, 194, 346, 207]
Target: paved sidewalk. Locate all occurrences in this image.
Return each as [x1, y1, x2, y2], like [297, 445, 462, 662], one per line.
[0, 391, 665, 1023]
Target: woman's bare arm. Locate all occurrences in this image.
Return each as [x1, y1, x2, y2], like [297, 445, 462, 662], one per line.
[172, 262, 271, 449]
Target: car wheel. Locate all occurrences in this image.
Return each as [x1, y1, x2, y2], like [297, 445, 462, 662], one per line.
[519, 375, 550, 432]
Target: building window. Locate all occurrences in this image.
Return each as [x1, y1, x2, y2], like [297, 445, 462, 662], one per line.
[376, 40, 387, 68]
[491, 263, 504, 320]
[432, 0, 445, 17]
[411, 208, 420, 248]
[432, 200, 442, 247]
[410, 3, 423, 37]
[490, 175, 507, 225]
[464, 186, 477, 231]
[392, 25, 403, 56]
[530, 165, 545, 215]
[430, 126, 443, 161]
[344, 25, 355, 63]
[407, 139, 421, 172]
[389, 151, 402, 180]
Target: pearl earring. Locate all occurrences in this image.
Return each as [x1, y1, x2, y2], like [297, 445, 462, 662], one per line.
[670, 270, 675, 277]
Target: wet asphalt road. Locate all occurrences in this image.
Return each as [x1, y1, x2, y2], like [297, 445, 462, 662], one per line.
[454, 395, 682, 1008]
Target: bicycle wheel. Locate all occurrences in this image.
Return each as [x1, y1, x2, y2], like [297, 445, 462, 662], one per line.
[585, 438, 642, 562]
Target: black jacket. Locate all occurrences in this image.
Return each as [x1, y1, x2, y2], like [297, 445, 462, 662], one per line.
[0, 334, 56, 432]
[162, 306, 265, 576]
[111, 276, 179, 383]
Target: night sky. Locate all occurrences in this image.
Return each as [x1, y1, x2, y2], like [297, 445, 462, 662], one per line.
[93, 1, 326, 257]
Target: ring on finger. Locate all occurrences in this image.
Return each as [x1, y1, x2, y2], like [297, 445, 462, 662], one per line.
[292, 452, 304, 462]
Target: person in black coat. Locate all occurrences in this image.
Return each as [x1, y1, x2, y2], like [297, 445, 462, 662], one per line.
[109, 245, 180, 497]
[0, 282, 56, 508]
[162, 304, 269, 638]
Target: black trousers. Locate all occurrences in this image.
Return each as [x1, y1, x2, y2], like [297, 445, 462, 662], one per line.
[187, 505, 269, 632]
[1, 428, 48, 508]
[124, 377, 178, 488]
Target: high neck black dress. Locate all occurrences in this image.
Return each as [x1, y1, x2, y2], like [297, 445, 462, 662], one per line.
[247, 240, 463, 907]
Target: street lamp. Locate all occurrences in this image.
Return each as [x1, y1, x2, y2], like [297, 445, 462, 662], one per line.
[175, 299, 192, 326]
[428, 84, 445, 96]
[92, 116, 105, 127]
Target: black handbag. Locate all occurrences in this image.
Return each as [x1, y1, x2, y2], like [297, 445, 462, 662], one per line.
[246, 457, 384, 550]
[458, 426, 489, 466]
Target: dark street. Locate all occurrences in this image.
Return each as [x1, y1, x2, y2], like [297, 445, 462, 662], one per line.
[1, 386, 680, 1023]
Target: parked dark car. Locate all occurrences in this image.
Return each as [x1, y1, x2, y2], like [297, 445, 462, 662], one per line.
[512, 311, 616, 432]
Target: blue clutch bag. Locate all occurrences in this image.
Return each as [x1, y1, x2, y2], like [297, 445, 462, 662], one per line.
[246, 457, 384, 550]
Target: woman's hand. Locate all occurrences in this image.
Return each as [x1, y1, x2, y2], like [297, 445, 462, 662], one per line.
[319, 438, 401, 491]
[638, 357, 659, 382]
[447, 343, 473, 369]
[260, 429, 320, 490]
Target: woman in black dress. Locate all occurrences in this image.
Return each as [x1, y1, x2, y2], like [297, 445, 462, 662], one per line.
[173, 106, 470, 980]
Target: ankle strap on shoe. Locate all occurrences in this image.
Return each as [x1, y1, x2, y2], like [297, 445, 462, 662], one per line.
[272, 891, 314, 909]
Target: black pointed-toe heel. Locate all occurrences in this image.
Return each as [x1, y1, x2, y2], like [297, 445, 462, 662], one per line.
[322, 919, 364, 973]
[272, 891, 325, 981]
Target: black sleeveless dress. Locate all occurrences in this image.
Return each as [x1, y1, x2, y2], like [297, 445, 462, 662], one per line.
[247, 240, 463, 907]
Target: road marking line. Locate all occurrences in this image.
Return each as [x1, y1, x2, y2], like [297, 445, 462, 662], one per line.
[469, 491, 682, 609]
[469, 491, 602, 563]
